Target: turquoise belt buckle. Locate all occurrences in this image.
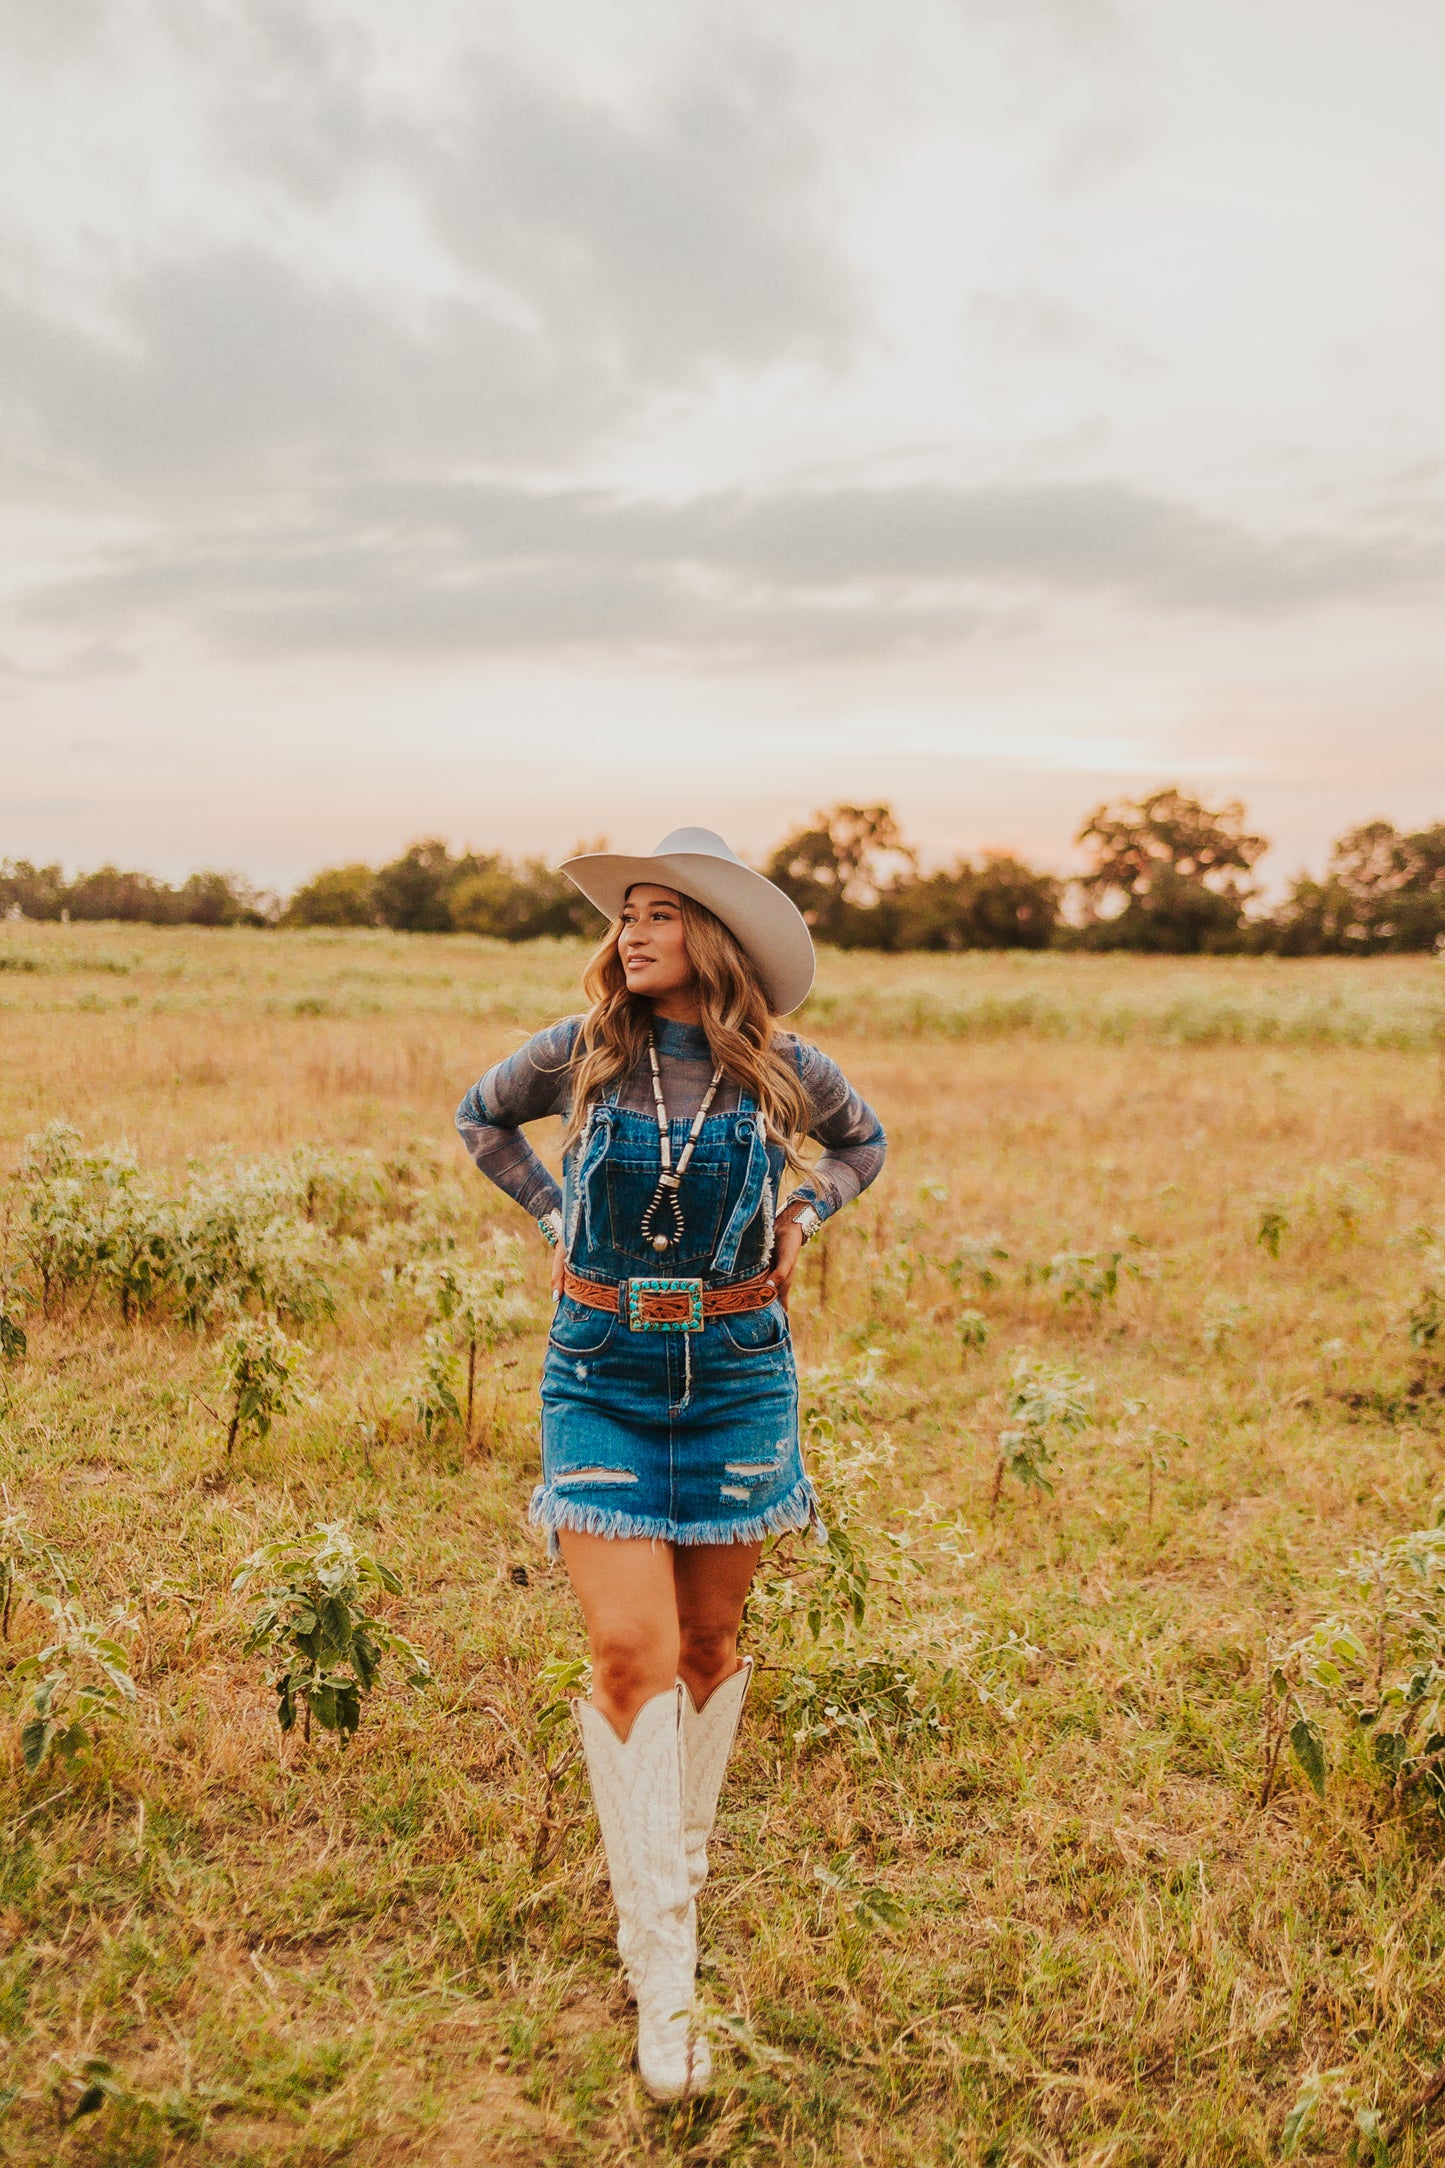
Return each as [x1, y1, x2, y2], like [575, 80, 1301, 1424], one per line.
[626, 1277, 704, 1332]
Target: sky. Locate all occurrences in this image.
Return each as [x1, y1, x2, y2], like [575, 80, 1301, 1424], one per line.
[1, 0, 1442, 894]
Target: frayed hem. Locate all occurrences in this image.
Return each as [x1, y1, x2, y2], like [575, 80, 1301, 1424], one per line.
[529, 1477, 822, 1550]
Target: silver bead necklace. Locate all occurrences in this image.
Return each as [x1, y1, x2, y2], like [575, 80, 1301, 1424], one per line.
[640, 1030, 723, 1254]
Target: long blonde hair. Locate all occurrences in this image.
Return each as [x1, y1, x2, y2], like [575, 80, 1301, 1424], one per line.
[562, 893, 812, 1167]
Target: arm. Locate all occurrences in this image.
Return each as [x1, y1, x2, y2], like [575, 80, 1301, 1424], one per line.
[771, 1041, 886, 1300]
[782, 1042, 886, 1227]
[454, 1017, 581, 1226]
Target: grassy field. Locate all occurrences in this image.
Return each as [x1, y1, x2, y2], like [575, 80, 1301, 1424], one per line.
[2, 923, 1445, 2166]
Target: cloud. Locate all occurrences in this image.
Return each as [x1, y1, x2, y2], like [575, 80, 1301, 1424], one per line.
[420, 48, 854, 382]
[16, 473, 1437, 669]
[0, 25, 857, 505]
[0, 251, 590, 495]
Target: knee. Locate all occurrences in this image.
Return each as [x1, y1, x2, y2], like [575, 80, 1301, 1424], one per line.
[590, 1629, 667, 1706]
[678, 1623, 737, 1696]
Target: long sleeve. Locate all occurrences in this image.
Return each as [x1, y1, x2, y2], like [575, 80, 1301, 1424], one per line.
[456, 1015, 885, 1231]
[454, 1017, 582, 1220]
[785, 1040, 886, 1222]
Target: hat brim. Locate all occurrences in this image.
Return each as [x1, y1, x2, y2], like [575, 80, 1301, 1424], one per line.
[558, 849, 816, 1016]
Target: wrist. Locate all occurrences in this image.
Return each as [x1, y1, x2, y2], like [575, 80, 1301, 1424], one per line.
[537, 1207, 563, 1249]
[777, 1199, 823, 1245]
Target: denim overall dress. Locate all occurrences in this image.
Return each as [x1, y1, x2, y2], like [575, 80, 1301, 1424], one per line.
[532, 1074, 820, 1552]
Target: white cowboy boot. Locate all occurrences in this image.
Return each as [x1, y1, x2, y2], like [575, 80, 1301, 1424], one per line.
[681, 1660, 753, 1905]
[574, 1685, 708, 2100]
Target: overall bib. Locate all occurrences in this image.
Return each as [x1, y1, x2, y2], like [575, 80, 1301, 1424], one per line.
[533, 1078, 819, 1551]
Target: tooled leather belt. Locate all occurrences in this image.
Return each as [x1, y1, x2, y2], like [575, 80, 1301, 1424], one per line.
[561, 1265, 778, 1334]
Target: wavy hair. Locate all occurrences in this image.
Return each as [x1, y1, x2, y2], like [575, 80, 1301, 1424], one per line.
[561, 893, 813, 1167]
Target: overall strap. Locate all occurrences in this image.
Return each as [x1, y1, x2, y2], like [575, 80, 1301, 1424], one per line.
[570, 1091, 619, 1256]
[710, 1089, 767, 1276]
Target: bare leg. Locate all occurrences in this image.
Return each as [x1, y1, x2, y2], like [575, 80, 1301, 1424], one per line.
[556, 1531, 679, 1737]
[674, 1540, 763, 1709]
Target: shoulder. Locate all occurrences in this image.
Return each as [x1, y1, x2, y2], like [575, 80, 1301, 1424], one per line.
[471, 1014, 585, 1119]
[773, 1031, 849, 1110]
[514, 1014, 585, 1067]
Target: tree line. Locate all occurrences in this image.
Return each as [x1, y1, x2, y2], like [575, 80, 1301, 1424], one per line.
[3, 790, 1442, 954]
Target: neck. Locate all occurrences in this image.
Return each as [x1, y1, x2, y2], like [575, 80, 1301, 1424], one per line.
[650, 990, 703, 1027]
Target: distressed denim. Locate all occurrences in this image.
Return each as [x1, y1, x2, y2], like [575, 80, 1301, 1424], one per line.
[533, 1085, 821, 1552]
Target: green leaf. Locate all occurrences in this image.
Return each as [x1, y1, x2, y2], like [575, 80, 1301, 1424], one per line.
[20, 1716, 51, 1772]
[1290, 1716, 1327, 1799]
[853, 1888, 907, 1934]
[1281, 2073, 1322, 2154]
[352, 1631, 381, 1691]
[336, 1684, 361, 1740]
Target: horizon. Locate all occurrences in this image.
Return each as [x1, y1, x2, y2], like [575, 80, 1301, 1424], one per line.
[3, 784, 1435, 915]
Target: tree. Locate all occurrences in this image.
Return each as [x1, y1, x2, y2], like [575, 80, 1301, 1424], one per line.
[0, 861, 67, 919]
[371, 841, 459, 933]
[1075, 787, 1267, 952]
[764, 806, 914, 944]
[882, 854, 1061, 952]
[0, 861, 268, 927]
[175, 872, 272, 927]
[449, 856, 600, 941]
[282, 864, 378, 929]
[64, 867, 179, 923]
[1271, 820, 1445, 954]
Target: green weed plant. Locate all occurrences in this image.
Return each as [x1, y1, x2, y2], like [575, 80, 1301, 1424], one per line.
[234, 1522, 431, 1745]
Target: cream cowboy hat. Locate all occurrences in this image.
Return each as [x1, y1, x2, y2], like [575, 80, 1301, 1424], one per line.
[559, 827, 816, 1016]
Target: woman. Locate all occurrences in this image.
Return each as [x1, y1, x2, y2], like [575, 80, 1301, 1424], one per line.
[455, 828, 885, 2100]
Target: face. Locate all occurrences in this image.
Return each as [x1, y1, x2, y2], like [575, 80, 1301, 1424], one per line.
[617, 885, 696, 1001]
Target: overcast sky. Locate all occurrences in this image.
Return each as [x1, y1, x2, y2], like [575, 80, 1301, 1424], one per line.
[1, 0, 1441, 891]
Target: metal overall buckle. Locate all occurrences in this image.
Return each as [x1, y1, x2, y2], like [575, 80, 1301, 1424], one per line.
[625, 1277, 704, 1333]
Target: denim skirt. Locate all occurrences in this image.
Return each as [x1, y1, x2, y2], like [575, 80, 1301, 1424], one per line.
[532, 1293, 819, 1550]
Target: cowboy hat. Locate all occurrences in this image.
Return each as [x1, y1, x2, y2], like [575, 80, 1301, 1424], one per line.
[558, 827, 816, 1016]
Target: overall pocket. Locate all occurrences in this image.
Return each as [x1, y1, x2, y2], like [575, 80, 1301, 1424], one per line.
[547, 1295, 618, 1357]
[605, 1153, 730, 1268]
[717, 1300, 792, 1355]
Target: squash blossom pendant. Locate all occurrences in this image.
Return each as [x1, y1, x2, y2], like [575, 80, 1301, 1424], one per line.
[639, 1032, 723, 1255]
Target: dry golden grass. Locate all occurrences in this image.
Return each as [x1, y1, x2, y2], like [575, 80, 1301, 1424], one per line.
[1, 924, 1445, 2166]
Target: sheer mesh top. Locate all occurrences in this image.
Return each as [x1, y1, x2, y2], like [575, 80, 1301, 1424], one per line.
[455, 1014, 885, 1226]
